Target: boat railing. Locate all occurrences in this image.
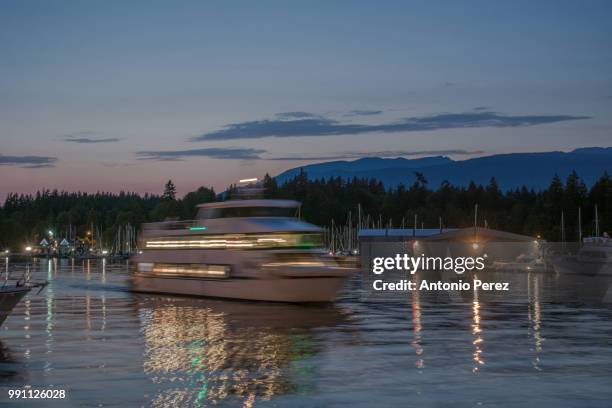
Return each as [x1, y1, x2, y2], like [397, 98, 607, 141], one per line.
[583, 236, 612, 246]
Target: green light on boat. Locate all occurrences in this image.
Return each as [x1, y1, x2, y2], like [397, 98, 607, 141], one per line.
[189, 226, 208, 231]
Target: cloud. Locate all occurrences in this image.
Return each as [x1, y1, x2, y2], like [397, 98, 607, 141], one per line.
[268, 149, 484, 161]
[192, 118, 350, 141]
[137, 147, 266, 161]
[135, 146, 483, 162]
[192, 111, 591, 141]
[64, 137, 120, 143]
[344, 110, 383, 117]
[64, 137, 121, 143]
[0, 154, 58, 168]
[61, 131, 121, 143]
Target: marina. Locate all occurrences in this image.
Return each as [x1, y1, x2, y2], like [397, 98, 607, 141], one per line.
[0, 189, 610, 406]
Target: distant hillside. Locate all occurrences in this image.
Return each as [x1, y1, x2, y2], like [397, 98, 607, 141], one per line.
[275, 148, 612, 190]
[276, 156, 452, 181]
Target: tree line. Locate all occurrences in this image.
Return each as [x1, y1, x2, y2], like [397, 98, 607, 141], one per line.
[0, 182, 215, 250]
[0, 171, 610, 250]
[261, 170, 611, 242]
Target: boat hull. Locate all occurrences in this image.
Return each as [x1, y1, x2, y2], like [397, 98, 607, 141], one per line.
[550, 256, 612, 276]
[131, 273, 349, 302]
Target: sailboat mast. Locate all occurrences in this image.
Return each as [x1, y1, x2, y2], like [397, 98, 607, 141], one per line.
[578, 207, 582, 243]
[561, 211, 565, 244]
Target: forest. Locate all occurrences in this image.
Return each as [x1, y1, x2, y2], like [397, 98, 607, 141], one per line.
[0, 171, 610, 251]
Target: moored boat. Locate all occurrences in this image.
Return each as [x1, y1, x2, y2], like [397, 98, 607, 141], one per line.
[0, 278, 47, 326]
[0, 285, 30, 326]
[550, 235, 612, 276]
[490, 254, 546, 272]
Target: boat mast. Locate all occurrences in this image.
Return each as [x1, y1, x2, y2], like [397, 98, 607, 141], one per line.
[561, 211, 565, 246]
[578, 207, 582, 243]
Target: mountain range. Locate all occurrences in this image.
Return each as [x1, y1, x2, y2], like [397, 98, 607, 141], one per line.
[275, 147, 612, 190]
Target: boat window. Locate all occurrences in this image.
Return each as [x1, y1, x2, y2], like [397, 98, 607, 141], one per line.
[198, 206, 298, 219]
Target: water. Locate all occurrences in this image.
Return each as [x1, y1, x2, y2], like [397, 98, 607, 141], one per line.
[1, 258, 612, 407]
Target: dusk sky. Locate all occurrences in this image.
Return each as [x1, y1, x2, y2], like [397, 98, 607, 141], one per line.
[1, 1, 611, 200]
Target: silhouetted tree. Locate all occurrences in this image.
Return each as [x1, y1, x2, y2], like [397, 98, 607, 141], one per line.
[263, 173, 278, 198]
[162, 180, 177, 201]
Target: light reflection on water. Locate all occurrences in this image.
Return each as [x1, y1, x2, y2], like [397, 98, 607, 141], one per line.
[139, 297, 343, 407]
[1, 258, 612, 407]
[471, 282, 484, 372]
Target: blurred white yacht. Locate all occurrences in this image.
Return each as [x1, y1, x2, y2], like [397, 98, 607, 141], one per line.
[131, 199, 356, 302]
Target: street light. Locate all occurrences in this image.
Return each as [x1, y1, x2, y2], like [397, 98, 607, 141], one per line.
[25, 246, 32, 252]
